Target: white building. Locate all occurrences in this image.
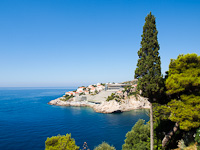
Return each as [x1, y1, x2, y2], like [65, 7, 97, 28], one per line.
[65, 91, 75, 96]
[90, 87, 96, 93]
[84, 90, 89, 95]
[76, 87, 85, 93]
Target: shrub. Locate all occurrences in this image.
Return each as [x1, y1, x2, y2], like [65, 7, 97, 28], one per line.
[45, 134, 79, 150]
[62, 95, 73, 101]
[122, 119, 150, 150]
[95, 90, 98, 94]
[94, 142, 116, 150]
[106, 93, 115, 101]
[101, 83, 105, 86]
[195, 127, 200, 150]
[79, 92, 85, 96]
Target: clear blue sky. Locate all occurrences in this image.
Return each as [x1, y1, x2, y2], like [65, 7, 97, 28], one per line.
[0, 0, 200, 87]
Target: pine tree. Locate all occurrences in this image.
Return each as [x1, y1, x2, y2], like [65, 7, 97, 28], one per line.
[162, 53, 200, 148]
[135, 12, 163, 150]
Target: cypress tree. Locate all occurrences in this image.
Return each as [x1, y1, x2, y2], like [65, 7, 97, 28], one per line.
[135, 12, 163, 150]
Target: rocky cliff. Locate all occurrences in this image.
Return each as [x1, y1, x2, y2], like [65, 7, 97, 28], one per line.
[48, 95, 150, 113]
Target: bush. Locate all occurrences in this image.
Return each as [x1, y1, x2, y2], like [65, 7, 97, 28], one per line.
[79, 92, 85, 96]
[45, 134, 79, 150]
[62, 95, 73, 101]
[101, 83, 105, 86]
[195, 127, 200, 150]
[122, 119, 150, 150]
[106, 93, 115, 101]
[94, 142, 116, 150]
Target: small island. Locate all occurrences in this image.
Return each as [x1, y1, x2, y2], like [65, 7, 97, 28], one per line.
[48, 80, 150, 113]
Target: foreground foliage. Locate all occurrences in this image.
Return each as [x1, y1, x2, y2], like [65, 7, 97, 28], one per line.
[94, 142, 116, 150]
[45, 134, 79, 150]
[154, 53, 200, 149]
[195, 127, 200, 150]
[122, 119, 150, 150]
[166, 53, 200, 131]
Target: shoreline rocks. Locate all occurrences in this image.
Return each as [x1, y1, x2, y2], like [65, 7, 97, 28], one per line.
[48, 95, 150, 114]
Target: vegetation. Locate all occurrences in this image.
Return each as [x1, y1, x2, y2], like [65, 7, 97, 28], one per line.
[159, 54, 200, 148]
[106, 93, 121, 102]
[134, 12, 163, 150]
[79, 92, 85, 96]
[94, 142, 116, 150]
[95, 90, 98, 94]
[123, 85, 132, 91]
[45, 134, 79, 150]
[128, 91, 137, 97]
[166, 54, 200, 130]
[195, 127, 200, 150]
[45, 13, 200, 150]
[184, 144, 198, 150]
[62, 95, 74, 101]
[101, 83, 106, 86]
[122, 119, 150, 150]
[106, 93, 115, 101]
[90, 90, 98, 95]
[122, 79, 138, 85]
[134, 12, 163, 103]
[122, 85, 137, 98]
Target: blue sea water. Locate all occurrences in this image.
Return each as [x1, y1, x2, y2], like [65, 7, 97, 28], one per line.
[0, 88, 149, 150]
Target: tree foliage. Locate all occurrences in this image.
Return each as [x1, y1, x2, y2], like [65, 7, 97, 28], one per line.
[122, 119, 150, 150]
[134, 12, 163, 102]
[45, 134, 79, 150]
[166, 53, 200, 95]
[195, 127, 200, 150]
[165, 53, 200, 131]
[134, 12, 163, 150]
[94, 142, 116, 150]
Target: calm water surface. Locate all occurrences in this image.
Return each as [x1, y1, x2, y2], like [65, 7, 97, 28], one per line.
[0, 88, 149, 150]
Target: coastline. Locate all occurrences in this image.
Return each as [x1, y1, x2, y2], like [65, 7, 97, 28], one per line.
[48, 95, 150, 114]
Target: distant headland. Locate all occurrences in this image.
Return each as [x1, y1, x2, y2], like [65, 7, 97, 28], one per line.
[48, 80, 150, 113]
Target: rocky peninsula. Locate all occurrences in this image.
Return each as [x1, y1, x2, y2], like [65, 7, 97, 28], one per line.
[48, 82, 150, 113]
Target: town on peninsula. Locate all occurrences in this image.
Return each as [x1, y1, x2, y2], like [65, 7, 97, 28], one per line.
[48, 80, 150, 113]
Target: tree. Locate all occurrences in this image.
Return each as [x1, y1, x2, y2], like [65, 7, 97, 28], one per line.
[122, 119, 150, 150]
[45, 134, 79, 150]
[135, 12, 163, 150]
[94, 142, 116, 150]
[162, 53, 200, 148]
[195, 127, 200, 150]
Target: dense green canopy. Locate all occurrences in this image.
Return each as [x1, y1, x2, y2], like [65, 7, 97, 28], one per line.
[122, 119, 150, 150]
[134, 12, 163, 102]
[94, 142, 116, 150]
[166, 53, 200, 131]
[45, 134, 79, 150]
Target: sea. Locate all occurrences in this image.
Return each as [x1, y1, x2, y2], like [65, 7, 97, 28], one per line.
[0, 87, 149, 150]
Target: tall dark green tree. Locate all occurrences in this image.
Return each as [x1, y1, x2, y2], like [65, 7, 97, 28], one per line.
[135, 12, 163, 150]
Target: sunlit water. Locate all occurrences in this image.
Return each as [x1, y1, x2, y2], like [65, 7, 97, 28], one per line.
[0, 88, 149, 150]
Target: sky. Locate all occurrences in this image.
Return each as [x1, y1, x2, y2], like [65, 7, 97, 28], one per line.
[0, 0, 200, 87]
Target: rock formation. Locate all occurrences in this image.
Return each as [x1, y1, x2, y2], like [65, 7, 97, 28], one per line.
[48, 95, 150, 114]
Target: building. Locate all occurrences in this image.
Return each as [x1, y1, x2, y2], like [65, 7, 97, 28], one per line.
[106, 83, 132, 91]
